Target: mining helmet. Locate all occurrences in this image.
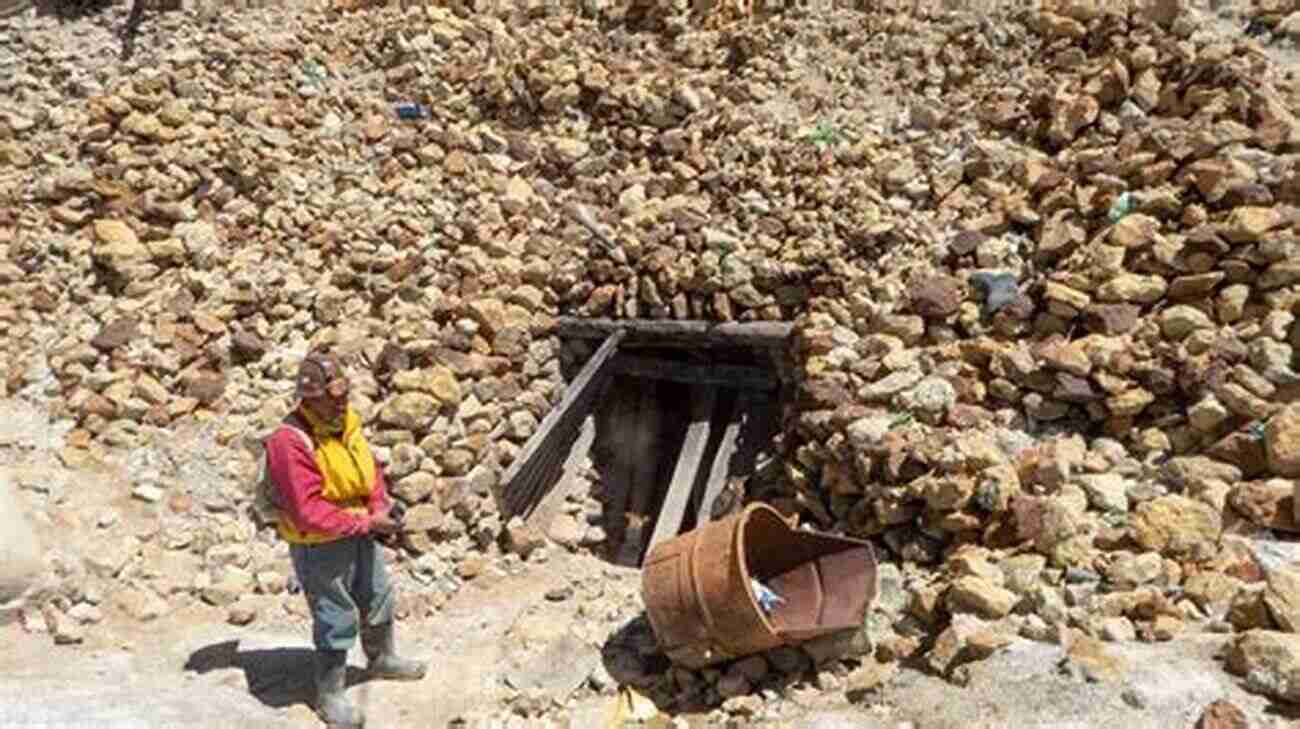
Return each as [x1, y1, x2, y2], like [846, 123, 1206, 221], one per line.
[295, 350, 349, 401]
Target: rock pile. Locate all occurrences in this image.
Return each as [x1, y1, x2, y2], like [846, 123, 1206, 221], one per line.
[1245, 0, 1300, 38]
[777, 0, 1300, 706]
[4, 0, 1300, 716]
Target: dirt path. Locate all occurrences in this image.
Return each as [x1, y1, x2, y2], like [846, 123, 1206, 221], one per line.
[5, 554, 1294, 729]
[1, 557, 586, 729]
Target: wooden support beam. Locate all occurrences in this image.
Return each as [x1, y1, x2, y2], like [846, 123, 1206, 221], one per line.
[527, 415, 597, 529]
[556, 317, 793, 348]
[611, 354, 777, 390]
[499, 331, 624, 518]
[696, 391, 750, 526]
[733, 391, 778, 480]
[647, 386, 718, 555]
[601, 381, 637, 564]
[616, 383, 663, 567]
[517, 422, 571, 519]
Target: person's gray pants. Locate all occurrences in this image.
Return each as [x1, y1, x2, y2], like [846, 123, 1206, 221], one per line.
[289, 536, 395, 652]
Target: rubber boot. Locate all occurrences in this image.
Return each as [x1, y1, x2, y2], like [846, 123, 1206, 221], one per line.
[362, 622, 427, 681]
[314, 650, 364, 728]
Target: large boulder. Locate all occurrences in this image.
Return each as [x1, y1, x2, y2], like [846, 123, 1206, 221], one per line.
[0, 477, 42, 618]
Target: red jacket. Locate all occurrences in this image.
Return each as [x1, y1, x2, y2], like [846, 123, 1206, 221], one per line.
[265, 426, 392, 538]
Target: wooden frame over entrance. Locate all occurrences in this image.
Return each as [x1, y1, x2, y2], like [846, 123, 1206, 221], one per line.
[497, 319, 792, 565]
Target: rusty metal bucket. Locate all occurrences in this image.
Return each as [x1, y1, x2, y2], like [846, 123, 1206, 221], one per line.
[641, 502, 877, 669]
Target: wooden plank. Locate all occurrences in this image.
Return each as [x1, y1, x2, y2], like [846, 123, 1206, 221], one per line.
[556, 317, 793, 348]
[647, 386, 718, 555]
[511, 370, 609, 517]
[695, 391, 751, 525]
[514, 426, 569, 518]
[600, 380, 637, 560]
[611, 354, 777, 390]
[499, 331, 624, 518]
[563, 202, 619, 252]
[734, 392, 778, 477]
[525, 415, 597, 527]
[545, 415, 597, 522]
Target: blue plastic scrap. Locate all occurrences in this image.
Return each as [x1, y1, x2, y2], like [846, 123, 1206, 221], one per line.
[968, 271, 1020, 316]
[394, 102, 430, 120]
[750, 577, 785, 615]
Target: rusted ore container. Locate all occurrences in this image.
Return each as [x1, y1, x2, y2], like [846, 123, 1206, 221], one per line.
[641, 502, 877, 669]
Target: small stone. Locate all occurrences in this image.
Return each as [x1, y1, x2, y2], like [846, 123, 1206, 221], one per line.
[66, 603, 103, 625]
[1097, 270, 1167, 304]
[1062, 634, 1127, 682]
[227, 598, 258, 626]
[1265, 567, 1300, 632]
[90, 317, 140, 351]
[1190, 395, 1231, 432]
[202, 567, 253, 607]
[1149, 615, 1184, 641]
[1121, 687, 1147, 709]
[1084, 303, 1139, 335]
[1267, 405, 1300, 478]
[255, 571, 287, 595]
[897, 376, 957, 417]
[1131, 495, 1222, 560]
[844, 658, 897, 699]
[1077, 473, 1130, 514]
[1230, 479, 1298, 532]
[946, 576, 1019, 619]
[720, 693, 762, 716]
[1196, 698, 1249, 729]
[44, 608, 84, 645]
[544, 586, 572, 602]
[1100, 617, 1137, 642]
[115, 587, 168, 622]
[1160, 305, 1214, 340]
[1223, 206, 1284, 244]
[132, 484, 164, 503]
[545, 513, 586, 550]
[1227, 630, 1300, 702]
[230, 330, 268, 360]
[910, 275, 964, 318]
[457, 555, 490, 580]
[1184, 572, 1243, 619]
[504, 517, 546, 558]
[1002, 554, 1047, 595]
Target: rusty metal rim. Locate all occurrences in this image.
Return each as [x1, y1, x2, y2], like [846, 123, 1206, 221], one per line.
[736, 503, 781, 637]
[692, 503, 776, 665]
[689, 526, 725, 663]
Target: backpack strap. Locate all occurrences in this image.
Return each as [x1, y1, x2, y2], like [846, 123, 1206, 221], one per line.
[280, 412, 315, 452]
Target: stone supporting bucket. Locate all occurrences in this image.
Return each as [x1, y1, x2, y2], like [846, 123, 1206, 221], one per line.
[641, 502, 877, 669]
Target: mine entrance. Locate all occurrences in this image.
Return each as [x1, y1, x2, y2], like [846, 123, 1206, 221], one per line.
[498, 318, 790, 567]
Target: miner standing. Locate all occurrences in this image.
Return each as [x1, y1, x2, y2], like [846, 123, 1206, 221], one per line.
[266, 349, 426, 728]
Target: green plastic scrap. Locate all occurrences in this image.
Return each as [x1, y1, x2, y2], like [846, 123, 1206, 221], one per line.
[1107, 192, 1135, 223]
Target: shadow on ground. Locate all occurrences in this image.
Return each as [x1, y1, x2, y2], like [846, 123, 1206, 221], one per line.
[1259, 689, 1300, 721]
[601, 613, 815, 716]
[184, 640, 368, 710]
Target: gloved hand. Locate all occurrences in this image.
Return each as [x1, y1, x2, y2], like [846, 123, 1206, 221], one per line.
[371, 502, 406, 542]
